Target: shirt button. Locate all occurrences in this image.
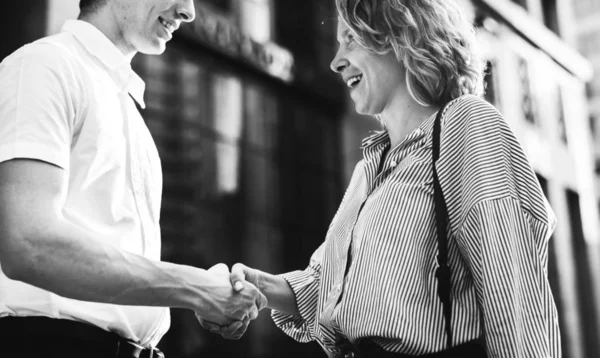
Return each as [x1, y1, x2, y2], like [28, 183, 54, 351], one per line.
[390, 160, 397, 167]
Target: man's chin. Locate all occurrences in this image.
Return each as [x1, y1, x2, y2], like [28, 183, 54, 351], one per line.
[138, 41, 167, 55]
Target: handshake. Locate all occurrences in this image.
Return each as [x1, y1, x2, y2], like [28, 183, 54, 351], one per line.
[195, 263, 266, 340]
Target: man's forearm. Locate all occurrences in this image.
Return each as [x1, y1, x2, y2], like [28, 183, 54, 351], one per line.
[5, 217, 213, 312]
[0, 159, 266, 325]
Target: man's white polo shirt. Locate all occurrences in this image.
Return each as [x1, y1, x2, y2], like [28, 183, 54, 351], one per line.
[0, 20, 169, 347]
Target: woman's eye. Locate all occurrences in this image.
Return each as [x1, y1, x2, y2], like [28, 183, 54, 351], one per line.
[344, 34, 356, 49]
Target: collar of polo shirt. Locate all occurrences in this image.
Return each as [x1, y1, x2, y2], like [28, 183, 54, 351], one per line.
[62, 20, 146, 108]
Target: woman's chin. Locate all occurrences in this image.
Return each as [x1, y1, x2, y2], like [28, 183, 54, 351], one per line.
[353, 102, 376, 116]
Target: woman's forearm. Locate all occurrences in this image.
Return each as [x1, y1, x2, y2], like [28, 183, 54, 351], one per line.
[255, 270, 300, 316]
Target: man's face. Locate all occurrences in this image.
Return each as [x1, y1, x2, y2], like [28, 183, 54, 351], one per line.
[109, 0, 195, 55]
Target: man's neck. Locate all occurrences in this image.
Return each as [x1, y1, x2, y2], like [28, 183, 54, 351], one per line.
[78, 10, 137, 59]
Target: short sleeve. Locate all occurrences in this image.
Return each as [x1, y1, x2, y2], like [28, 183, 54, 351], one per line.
[0, 43, 79, 170]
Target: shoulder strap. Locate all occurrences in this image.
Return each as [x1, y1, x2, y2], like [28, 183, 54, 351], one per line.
[432, 103, 453, 349]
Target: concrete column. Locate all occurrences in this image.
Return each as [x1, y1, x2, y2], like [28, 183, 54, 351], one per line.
[548, 180, 585, 358]
[563, 80, 600, 350]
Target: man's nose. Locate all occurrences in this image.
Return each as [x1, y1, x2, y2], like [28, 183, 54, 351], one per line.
[176, 0, 196, 22]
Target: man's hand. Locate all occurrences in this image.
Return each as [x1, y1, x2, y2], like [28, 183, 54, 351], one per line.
[198, 263, 262, 339]
[195, 263, 266, 339]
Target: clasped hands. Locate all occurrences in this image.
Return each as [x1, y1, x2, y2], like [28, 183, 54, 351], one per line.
[196, 263, 264, 340]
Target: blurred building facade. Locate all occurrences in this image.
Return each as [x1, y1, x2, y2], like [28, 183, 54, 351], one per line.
[472, 1, 600, 357]
[1, 0, 600, 357]
[130, 1, 346, 357]
[130, 1, 345, 356]
[573, 0, 600, 229]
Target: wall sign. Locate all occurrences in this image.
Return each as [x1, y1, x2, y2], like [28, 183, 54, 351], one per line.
[180, 2, 295, 82]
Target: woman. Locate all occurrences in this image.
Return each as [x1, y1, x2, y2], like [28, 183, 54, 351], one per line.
[205, 0, 560, 357]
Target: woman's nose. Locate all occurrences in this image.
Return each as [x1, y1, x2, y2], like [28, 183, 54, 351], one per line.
[330, 49, 349, 73]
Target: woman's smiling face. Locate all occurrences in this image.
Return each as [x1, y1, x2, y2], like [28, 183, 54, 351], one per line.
[330, 20, 406, 116]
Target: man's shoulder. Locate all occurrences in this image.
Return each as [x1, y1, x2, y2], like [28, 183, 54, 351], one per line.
[2, 32, 82, 71]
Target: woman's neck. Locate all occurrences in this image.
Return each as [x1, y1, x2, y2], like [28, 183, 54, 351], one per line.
[379, 97, 440, 148]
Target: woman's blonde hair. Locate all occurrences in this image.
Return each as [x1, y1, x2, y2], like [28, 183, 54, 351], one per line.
[336, 0, 484, 106]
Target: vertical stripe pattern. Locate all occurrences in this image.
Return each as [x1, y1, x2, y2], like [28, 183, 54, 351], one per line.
[272, 95, 560, 358]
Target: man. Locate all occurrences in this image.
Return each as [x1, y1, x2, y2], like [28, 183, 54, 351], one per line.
[0, 0, 265, 357]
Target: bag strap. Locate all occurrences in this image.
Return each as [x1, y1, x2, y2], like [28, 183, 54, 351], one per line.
[432, 103, 453, 349]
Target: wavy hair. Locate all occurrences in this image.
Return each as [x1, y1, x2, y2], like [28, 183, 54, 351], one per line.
[336, 0, 484, 106]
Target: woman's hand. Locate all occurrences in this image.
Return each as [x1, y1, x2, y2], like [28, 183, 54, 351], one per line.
[198, 262, 300, 339]
[230, 263, 263, 293]
[197, 263, 263, 339]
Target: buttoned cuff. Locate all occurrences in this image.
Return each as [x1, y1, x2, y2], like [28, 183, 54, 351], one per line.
[271, 269, 320, 343]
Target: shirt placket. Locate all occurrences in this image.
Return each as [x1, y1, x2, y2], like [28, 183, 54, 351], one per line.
[120, 91, 152, 256]
[321, 144, 390, 334]
[120, 89, 168, 347]
[323, 141, 415, 336]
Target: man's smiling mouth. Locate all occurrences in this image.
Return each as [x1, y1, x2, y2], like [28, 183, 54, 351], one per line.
[159, 17, 176, 34]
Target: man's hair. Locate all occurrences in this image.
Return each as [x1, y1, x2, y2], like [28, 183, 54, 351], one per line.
[79, 0, 108, 17]
[336, 0, 484, 106]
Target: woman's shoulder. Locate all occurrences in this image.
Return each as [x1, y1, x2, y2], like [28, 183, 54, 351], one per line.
[441, 95, 504, 137]
[445, 95, 500, 123]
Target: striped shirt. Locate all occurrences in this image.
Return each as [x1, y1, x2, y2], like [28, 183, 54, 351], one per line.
[271, 95, 560, 357]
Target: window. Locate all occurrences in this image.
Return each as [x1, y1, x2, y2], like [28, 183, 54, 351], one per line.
[566, 190, 600, 357]
[555, 86, 567, 145]
[511, 0, 528, 10]
[588, 77, 600, 99]
[536, 175, 569, 357]
[483, 60, 497, 106]
[239, 0, 272, 43]
[517, 57, 536, 124]
[541, 0, 561, 36]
